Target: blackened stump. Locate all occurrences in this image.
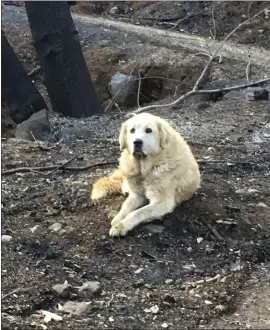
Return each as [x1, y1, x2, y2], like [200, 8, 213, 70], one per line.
[25, 1, 103, 118]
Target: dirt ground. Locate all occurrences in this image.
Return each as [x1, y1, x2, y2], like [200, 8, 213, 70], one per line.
[72, 1, 270, 50]
[1, 2, 270, 329]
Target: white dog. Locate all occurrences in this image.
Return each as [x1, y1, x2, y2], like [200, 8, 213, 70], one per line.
[91, 113, 201, 237]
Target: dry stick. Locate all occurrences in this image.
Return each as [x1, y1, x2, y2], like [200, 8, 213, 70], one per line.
[45, 151, 85, 175]
[210, 3, 217, 40]
[1, 160, 118, 176]
[129, 7, 269, 116]
[2, 287, 30, 299]
[246, 52, 252, 82]
[129, 77, 270, 115]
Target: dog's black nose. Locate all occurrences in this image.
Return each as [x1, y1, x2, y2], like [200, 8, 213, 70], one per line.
[133, 139, 143, 147]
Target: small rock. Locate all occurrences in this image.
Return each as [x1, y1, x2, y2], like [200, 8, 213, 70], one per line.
[108, 316, 114, 322]
[42, 310, 63, 323]
[133, 278, 144, 287]
[205, 300, 213, 305]
[161, 323, 168, 328]
[236, 188, 259, 194]
[52, 282, 71, 299]
[134, 268, 143, 274]
[109, 72, 138, 106]
[49, 222, 62, 232]
[197, 237, 203, 243]
[245, 87, 269, 101]
[61, 301, 91, 316]
[2, 235, 12, 244]
[230, 259, 243, 272]
[77, 281, 101, 296]
[15, 109, 52, 141]
[144, 305, 159, 314]
[109, 6, 119, 14]
[142, 224, 164, 234]
[165, 279, 173, 284]
[215, 304, 226, 311]
[257, 202, 268, 208]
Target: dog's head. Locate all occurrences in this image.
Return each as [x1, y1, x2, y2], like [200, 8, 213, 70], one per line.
[119, 113, 171, 158]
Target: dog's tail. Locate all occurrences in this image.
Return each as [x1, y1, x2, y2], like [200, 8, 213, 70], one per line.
[90, 169, 126, 201]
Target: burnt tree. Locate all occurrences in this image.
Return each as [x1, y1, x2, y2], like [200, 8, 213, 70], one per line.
[1, 29, 47, 124]
[25, 1, 103, 118]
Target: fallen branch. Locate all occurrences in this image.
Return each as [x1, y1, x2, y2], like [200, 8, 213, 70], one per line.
[1, 160, 118, 176]
[2, 287, 31, 299]
[45, 151, 84, 175]
[128, 6, 269, 116]
[128, 77, 270, 115]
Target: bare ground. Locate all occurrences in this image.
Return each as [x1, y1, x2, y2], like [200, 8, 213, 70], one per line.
[2, 97, 270, 329]
[1, 2, 270, 329]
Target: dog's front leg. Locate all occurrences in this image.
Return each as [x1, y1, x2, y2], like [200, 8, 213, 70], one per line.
[109, 198, 175, 237]
[111, 193, 147, 226]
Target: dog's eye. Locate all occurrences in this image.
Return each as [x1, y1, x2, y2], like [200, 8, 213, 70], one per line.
[130, 128, 135, 133]
[145, 128, 152, 133]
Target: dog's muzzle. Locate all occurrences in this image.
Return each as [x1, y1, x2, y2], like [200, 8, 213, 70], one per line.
[133, 139, 144, 156]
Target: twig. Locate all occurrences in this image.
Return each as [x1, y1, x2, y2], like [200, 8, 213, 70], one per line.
[194, 7, 268, 91]
[210, 3, 217, 40]
[128, 7, 269, 116]
[2, 287, 30, 299]
[107, 293, 114, 307]
[1, 160, 118, 176]
[246, 52, 252, 82]
[45, 151, 84, 175]
[202, 221, 224, 242]
[129, 77, 270, 115]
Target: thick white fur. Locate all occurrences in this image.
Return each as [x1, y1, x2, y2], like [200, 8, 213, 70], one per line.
[109, 112, 201, 237]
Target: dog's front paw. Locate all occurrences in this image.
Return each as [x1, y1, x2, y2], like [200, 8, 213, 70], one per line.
[109, 220, 133, 237]
[111, 214, 124, 226]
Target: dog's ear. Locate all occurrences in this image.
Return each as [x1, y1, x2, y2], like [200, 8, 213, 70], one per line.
[158, 120, 170, 149]
[119, 122, 127, 151]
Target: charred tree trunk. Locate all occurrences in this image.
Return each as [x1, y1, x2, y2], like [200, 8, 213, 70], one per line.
[25, 1, 103, 118]
[1, 29, 47, 124]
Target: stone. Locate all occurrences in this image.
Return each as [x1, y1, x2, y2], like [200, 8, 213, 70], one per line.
[15, 109, 52, 141]
[49, 222, 62, 232]
[165, 279, 173, 284]
[109, 72, 138, 106]
[77, 281, 101, 296]
[52, 283, 72, 299]
[144, 305, 159, 314]
[236, 188, 259, 194]
[109, 6, 119, 14]
[142, 224, 164, 234]
[61, 301, 92, 316]
[245, 87, 269, 101]
[257, 202, 268, 208]
[1, 235, 12, 244]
